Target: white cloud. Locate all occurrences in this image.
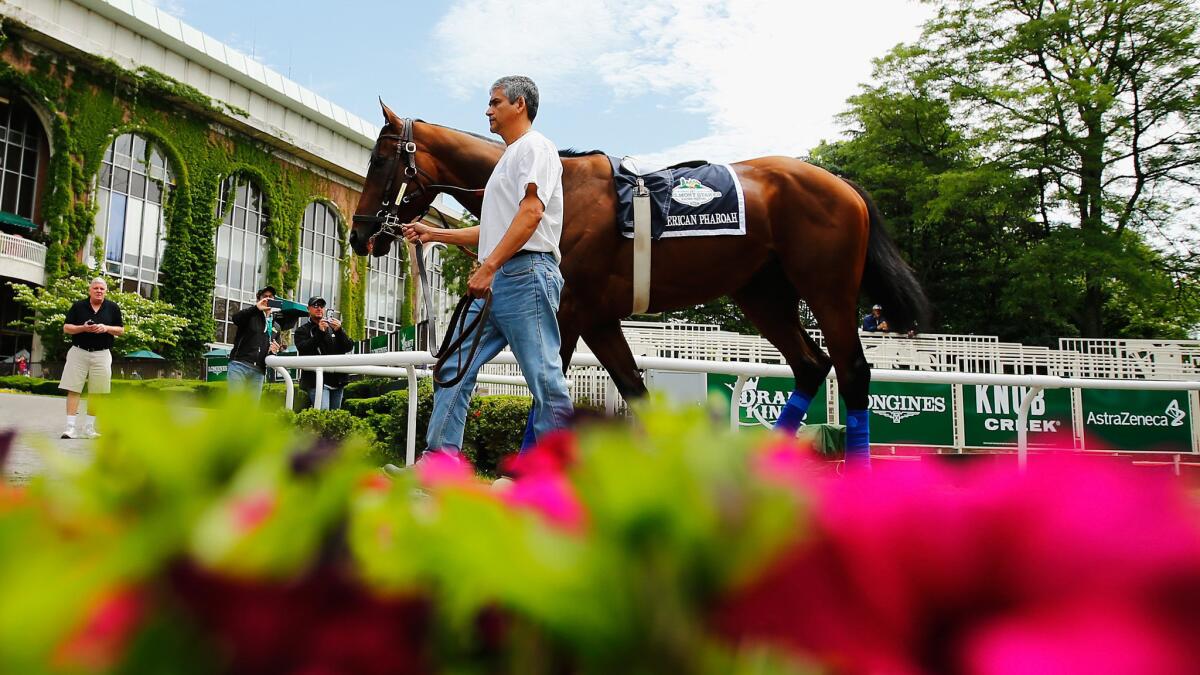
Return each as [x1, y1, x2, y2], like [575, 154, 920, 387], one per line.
[433, 0, 933, 166]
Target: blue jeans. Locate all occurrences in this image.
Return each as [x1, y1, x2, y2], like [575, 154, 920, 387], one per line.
[305, 386, 345, 410]
[427, 252, 573, 453]
[227, 360, 265, 399]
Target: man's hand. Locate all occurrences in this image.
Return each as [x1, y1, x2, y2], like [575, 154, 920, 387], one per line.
[269, 340, 281, 354]
[90, 323, 107, 333]
[318, 319, 330, 332]
[402, 221, 436, 244]
[467, 263, 496, 298]
[328, 318, 342, 332]
[256, 296, 271, 312]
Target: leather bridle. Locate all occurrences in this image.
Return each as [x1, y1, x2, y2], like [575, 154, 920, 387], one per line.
[352, 117, 490, 383]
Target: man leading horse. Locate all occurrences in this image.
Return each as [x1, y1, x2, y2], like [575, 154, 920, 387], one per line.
[351, 77, 930, 472]
[396, 75, 573, 465]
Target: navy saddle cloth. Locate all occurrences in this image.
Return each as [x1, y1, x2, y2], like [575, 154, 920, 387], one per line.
[608, 157, 746, 239]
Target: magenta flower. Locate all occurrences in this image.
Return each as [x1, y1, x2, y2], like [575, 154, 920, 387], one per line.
[715, 454, 1200, 674]
[415, 451, 475, 489]
[501, 474, 586, 533]
[54, 586, 144, 671]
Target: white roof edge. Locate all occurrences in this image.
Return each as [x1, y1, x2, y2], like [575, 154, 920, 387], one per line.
[72, 0, 378, 148]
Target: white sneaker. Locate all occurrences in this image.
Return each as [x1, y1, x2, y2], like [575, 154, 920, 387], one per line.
[84, 428, 101, 439]
[61, 427, 83, 439]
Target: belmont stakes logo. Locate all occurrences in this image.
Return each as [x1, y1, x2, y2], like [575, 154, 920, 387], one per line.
[869, 394, 947, 423]
[1086, 399, 1187, 428]
[726, 378, 789, 427]
[671, 177, 722, 207]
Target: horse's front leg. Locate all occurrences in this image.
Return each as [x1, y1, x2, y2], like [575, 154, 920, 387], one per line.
[581, 319, 647, 404]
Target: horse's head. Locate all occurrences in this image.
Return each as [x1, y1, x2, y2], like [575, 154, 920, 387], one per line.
[349, 101, 439, 257]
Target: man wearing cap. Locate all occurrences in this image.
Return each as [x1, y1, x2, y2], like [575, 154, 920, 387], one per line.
[59, 277, 124, 439]
[227, 286, 294, 398]
[293, 296, 354, 410]
[861, 304, 890, 333]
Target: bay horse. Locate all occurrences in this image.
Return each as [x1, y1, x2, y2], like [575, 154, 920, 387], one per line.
[350, 103, 930, 461]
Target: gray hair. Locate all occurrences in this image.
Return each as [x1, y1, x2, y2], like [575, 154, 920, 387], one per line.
[89, 277, 108, 288]
[491, 76, 539, 122]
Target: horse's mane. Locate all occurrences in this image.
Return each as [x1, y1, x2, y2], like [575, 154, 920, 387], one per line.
[559, 148, 607, 158]
[419, 121, 607, 159]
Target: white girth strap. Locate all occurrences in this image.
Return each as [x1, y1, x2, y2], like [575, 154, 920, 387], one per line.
[632, 177, 651, 315]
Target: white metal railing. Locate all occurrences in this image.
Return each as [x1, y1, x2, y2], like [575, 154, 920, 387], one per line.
[266, 351, 1200, 471]
[0, 231, 46, 266]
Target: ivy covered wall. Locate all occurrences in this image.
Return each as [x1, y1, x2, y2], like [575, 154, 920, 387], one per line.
[0, 20, 370, 357]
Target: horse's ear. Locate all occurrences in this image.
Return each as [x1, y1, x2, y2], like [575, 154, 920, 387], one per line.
[379, 98, 400, 126]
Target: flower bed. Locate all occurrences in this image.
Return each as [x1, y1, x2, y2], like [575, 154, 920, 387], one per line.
[0, 397, 1197, 674]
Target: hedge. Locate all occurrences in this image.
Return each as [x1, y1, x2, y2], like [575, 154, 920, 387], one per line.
[0, 376, 307, 410]
[342, 377, 408, 401]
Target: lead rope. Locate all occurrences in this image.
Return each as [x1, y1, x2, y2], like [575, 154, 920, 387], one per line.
[431, 291, 492, 388]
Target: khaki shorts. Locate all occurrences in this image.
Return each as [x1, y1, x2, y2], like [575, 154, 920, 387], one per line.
[59, 346, 113, 394]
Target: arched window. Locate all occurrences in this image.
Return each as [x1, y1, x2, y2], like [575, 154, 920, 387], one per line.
[212, 176, 268, 344]
[296, 201, 342, 312]
[0, 94, 48, 224]
[92, 133, 175, 296]
[366, 245, 405, 338]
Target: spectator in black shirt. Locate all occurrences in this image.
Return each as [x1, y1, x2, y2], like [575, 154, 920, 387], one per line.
[227, 286, 296, 399]
[293, 296, 354, 409]
[59, 277, 124, 439]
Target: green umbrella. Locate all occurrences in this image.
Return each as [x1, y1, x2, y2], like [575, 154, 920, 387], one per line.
[124, 349, 165, 360]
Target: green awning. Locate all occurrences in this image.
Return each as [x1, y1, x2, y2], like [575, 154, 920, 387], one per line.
[124, 349, 165, 360]
[0, 211, 37, 230]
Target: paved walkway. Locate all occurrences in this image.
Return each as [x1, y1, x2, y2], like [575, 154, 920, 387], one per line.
[1, 391, 94, 484]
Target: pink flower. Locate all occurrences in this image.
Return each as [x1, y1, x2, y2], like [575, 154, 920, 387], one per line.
[230, 491, 276, 532]
[501, 474, 586, 532]
[714, 454, 1200, 674]
[415, 451, 475, 488]
[54, 586, 144, 670]
[501, 431, 578, 478]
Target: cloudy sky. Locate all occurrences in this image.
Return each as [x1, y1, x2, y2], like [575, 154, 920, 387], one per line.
[153, 0, 933, 169]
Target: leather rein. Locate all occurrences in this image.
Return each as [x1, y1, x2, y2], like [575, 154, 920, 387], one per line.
[351, 117, 490, 388]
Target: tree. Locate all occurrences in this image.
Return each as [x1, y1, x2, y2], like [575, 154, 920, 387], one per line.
[919, 0, 1200, 337]
[9, 275, 189, 360]
[809, 46, 1046, 341]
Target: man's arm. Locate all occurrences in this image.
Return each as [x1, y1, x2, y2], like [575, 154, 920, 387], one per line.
[333, 327, 354, 353]
[467, 184, 543, 297]
[102, 304, 125, 337]
[63, 304, 97, 335]
[403, 222, 480, 248]
[294, 324, 320, 354]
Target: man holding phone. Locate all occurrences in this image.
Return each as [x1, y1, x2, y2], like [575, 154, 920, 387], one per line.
[59, 277, 124, 438]
[227, 285, 295, 399]
[293, 296, 354, 409]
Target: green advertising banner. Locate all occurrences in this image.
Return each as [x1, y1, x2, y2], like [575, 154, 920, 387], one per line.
[369, 333, 392, 354]
[204, 356, 229, 382]
[838, 382, 955, 446]
[398, 326, 417, 352]
[963, 385, 1073, 449]
[1081, 389, 1192, 453]
[707, 375, 828, 429]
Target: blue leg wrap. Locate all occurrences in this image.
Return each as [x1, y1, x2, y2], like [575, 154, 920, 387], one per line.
[774, 390, 814, 435]
[519, 407, 537, 453]
[845, 409, 872, 470]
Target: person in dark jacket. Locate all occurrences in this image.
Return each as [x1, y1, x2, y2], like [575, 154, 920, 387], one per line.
[293, 296, 354, 409]
[227, 286, 295, 399]
[861, 304, 890, 332]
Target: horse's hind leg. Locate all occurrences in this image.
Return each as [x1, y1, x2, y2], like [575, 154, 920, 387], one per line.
[731, 265, 831, 434]
[805, 292, 872, 470]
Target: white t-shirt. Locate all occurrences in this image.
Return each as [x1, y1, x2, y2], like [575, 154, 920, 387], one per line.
[478, 129, 564, 264]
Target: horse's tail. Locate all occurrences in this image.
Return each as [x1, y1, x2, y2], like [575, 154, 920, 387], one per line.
[842, 178, 932, 333]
